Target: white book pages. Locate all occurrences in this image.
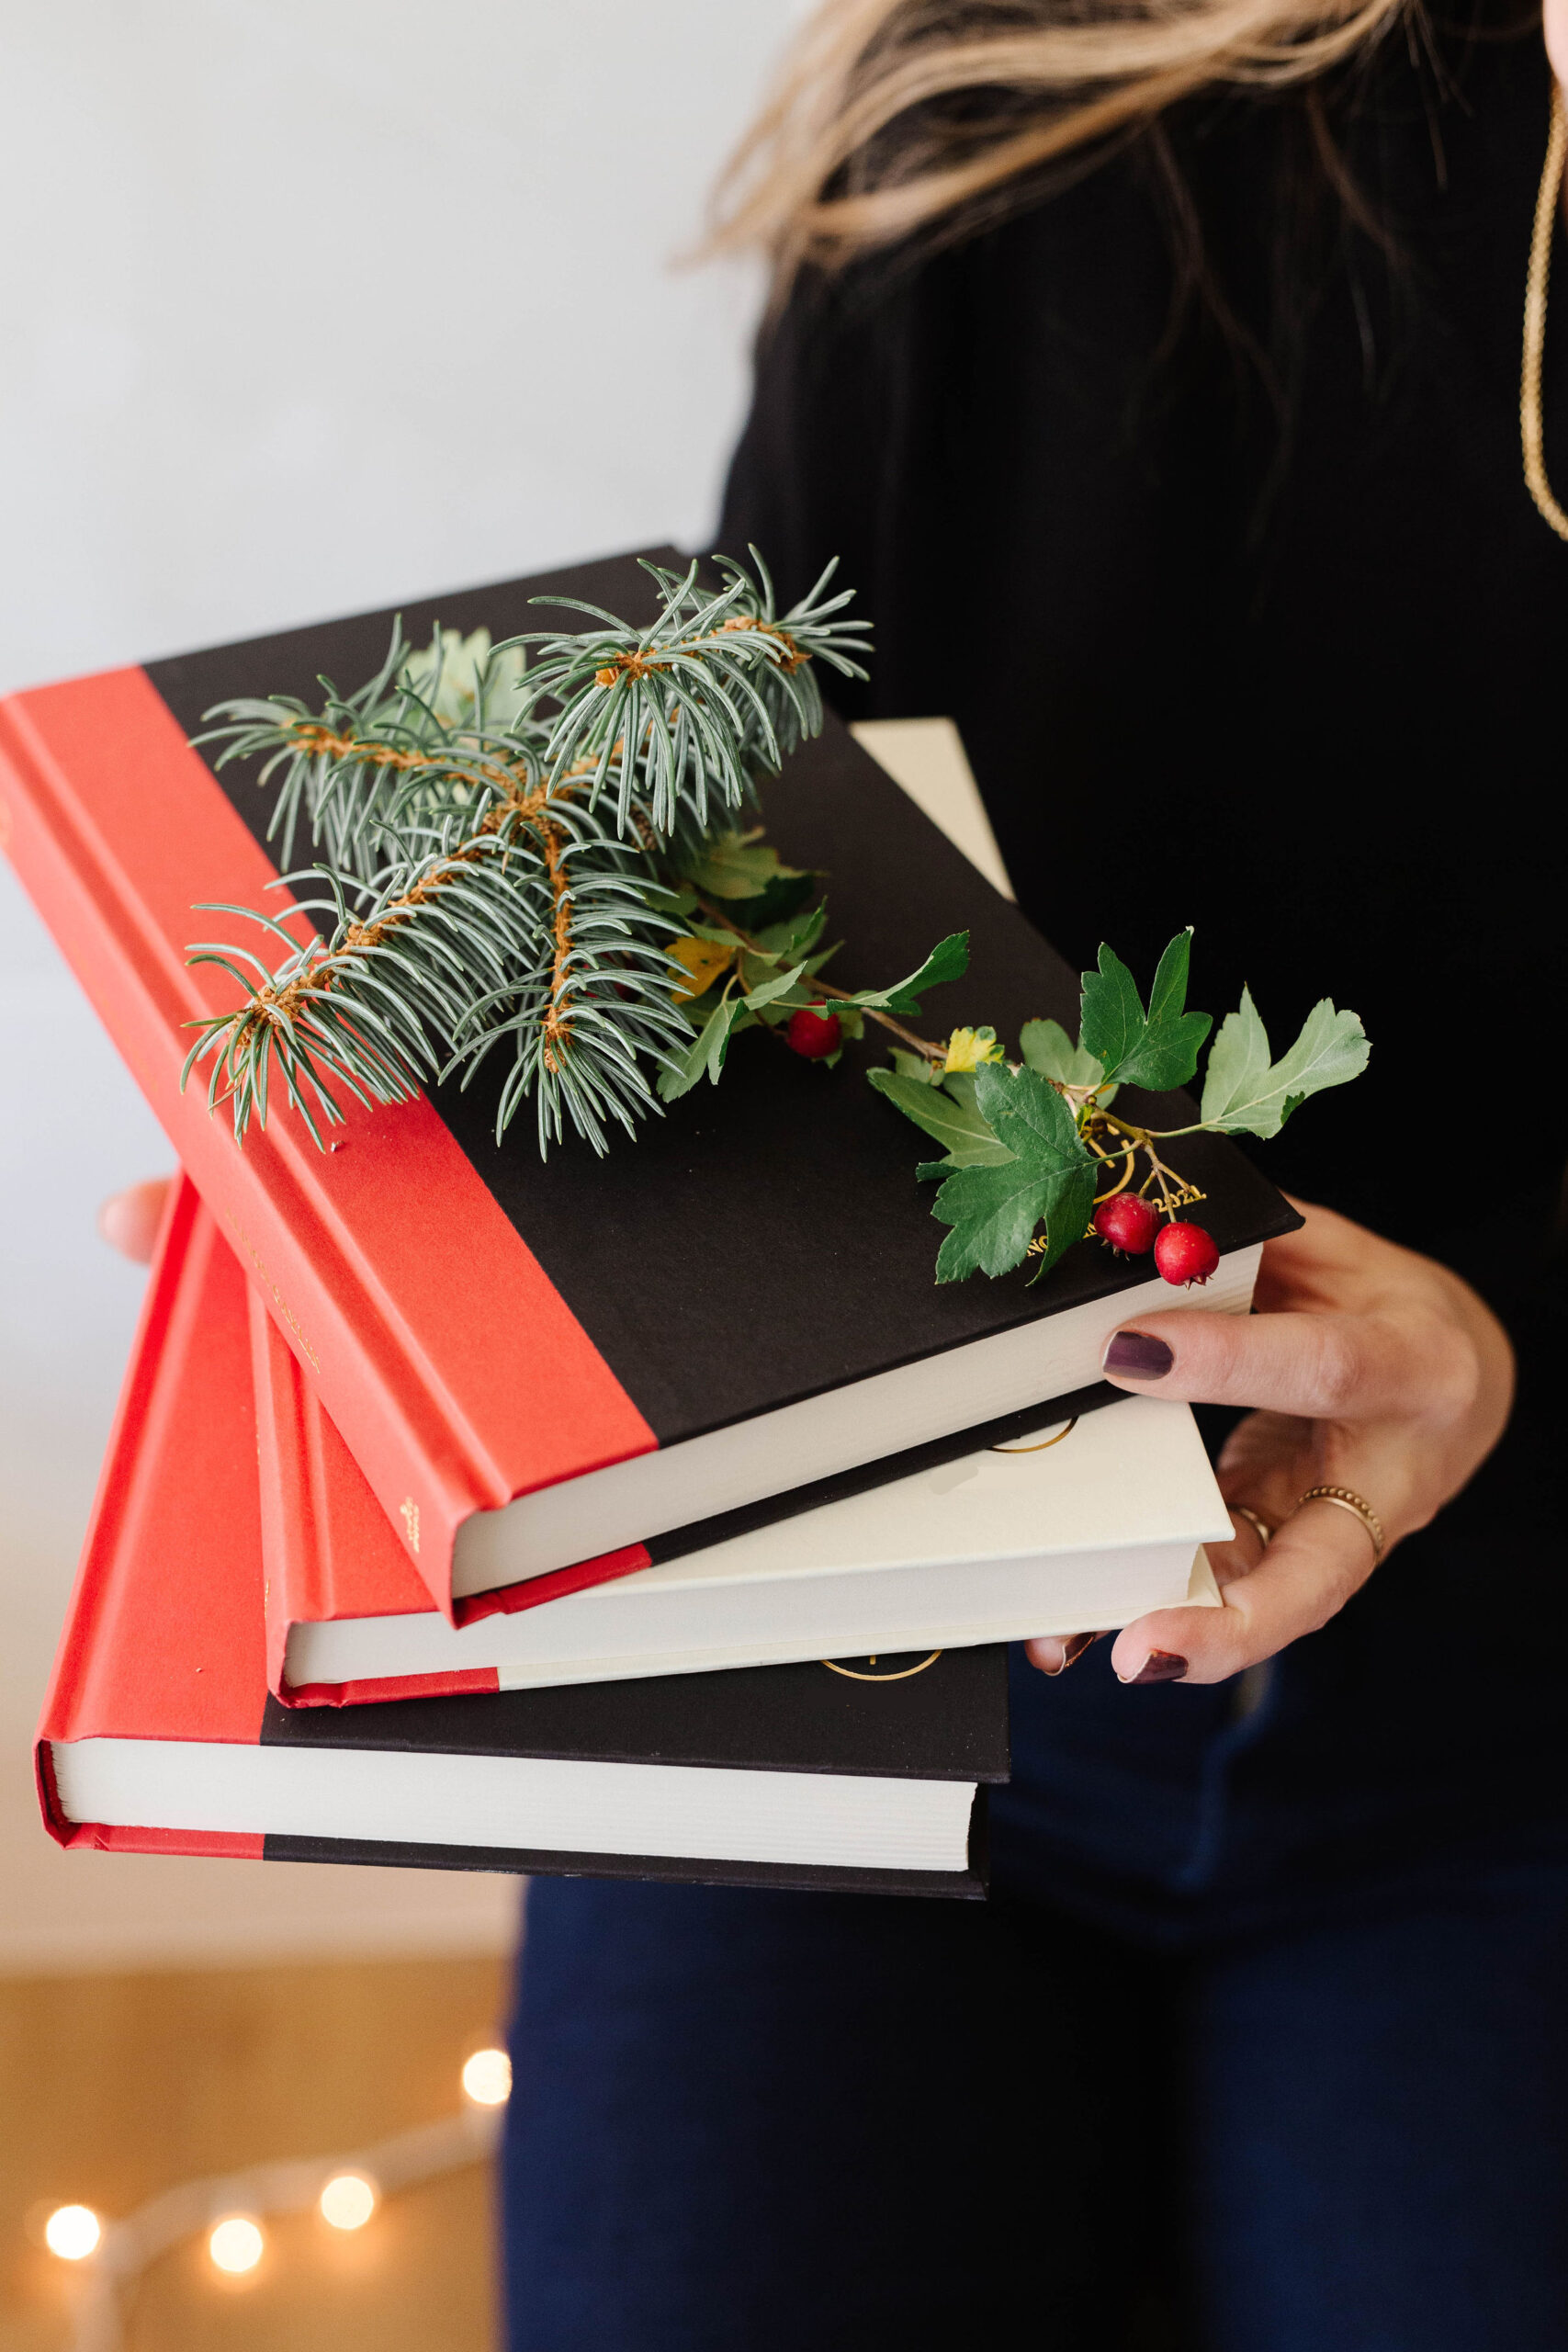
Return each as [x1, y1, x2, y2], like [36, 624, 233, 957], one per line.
[50, 1739, 978, 1877]
[452, 1250, 1260, 1594]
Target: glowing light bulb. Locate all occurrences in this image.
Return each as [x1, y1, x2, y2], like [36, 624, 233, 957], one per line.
[319, 2172, 377, 2231]
[461, 2046, 512, 2106]
[208, 2216, 265, 2274]
[44, 2205, 101, 2261]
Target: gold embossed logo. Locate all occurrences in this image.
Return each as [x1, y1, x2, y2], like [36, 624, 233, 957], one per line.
[821, 1652, 942, 1682]
[399, 1498, 421, 1554]
[989, 1416, 1077, 1454]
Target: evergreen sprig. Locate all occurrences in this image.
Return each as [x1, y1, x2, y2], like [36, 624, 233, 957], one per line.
[181, 553, 873, 1154]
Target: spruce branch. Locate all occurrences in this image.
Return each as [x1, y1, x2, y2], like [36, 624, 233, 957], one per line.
[181, 552, 872, 1156]
[511, 550, 869, 836]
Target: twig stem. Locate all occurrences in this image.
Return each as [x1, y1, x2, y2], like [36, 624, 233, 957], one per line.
[694, 898, 946, 1061]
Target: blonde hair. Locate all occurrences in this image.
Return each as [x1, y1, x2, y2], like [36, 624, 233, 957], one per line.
[713, 0, 1413, 286]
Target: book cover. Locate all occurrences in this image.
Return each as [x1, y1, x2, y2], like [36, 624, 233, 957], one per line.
[1, 548, 1294, 1616]
[38, 1180, 1004, 1897]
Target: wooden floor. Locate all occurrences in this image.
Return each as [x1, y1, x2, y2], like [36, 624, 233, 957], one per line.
[1, 1951, 513, 2352]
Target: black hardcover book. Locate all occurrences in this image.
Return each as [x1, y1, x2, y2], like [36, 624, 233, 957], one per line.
[259, 1652, 1005, 1899]
[130, 549, 1294, 1605]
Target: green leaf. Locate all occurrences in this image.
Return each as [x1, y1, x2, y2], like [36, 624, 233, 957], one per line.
[1078, 933, 1212, 1091]
[742, 961, 807, 1012]
[1024, 1159, 1099, 1282]
[879, 930, 969, 1014]
[736, 946, 781, 990]
[722, 871, 818, 931]
[889, 1048, 942, 1085]
[1019, 1017, 1100, 1088]
[1078, 946, 1144, 1077]
[868, 1067, 1014, 1166]
[930, 1064, 1095, 1282]
[931, 1160, 1053, 1281]
[753, 903, 829, 961]
[976, 1060, 1088, 1169]
[834, 932, 970, 1017]
[669, 828, 811, 902]
[1199, 989, 1370, 1137]
[658, 994, 746, 1102]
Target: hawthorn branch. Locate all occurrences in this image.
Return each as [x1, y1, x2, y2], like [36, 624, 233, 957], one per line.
[693, 896, 946, 1061]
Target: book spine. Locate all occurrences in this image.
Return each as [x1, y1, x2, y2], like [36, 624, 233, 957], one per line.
[248, 1280, 502, 1706]
[37, 1740, 264, 1860]
[0, 670, 656, 1616]
[34, 1174, 271, 1854]
[250, 1271, 658, 1703]
[278, 1670, 502, 1709]
[33, 1178, 197, 1838]
[249, 1277, 324, 1704]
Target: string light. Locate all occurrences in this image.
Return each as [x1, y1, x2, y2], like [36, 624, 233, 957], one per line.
[461, 2047, 511, 2107]
[319, 2173, 377, 2232]
[208, 2216, 265, 2274]
[48, 2087, 503, 2350]
[44, 2206, 101, 2261]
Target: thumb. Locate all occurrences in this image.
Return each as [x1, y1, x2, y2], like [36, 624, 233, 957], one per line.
[97, 1177, 175, 1265]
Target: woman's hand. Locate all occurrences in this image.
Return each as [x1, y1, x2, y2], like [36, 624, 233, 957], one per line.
[1028, 1199, 1516, 1687]
[97, 1176, 175, 1263]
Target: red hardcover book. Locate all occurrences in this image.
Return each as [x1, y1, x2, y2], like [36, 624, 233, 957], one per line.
[2, 549, 1292, 1621]
[251, 1281, 643, 1705]
[38, 1179, 1006, 1897]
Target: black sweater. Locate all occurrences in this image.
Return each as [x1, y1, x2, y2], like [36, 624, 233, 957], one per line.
[720, 14, 1568, 1770]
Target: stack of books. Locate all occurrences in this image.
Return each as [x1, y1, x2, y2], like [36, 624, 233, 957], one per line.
[3, 551, 1293, 1899]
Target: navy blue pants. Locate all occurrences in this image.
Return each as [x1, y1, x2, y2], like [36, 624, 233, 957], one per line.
[502, 1642, 1568, 2350]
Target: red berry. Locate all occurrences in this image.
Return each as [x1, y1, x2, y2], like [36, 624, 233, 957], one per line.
[785, 1004, 841, 1059]
[1092, 1193, 1160, 1255]
[1154, 1221, 1220, 1287]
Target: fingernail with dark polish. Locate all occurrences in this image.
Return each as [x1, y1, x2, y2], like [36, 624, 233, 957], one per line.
[1060, 1631, 1105, 1671]
[1037, 1630, 1105, 1677]
[1103, 1330, 1174, 1380]
[1120, 1649, 1189, 1685]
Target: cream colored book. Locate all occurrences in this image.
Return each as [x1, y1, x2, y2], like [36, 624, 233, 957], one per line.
[281, 1393, 1228, 1698]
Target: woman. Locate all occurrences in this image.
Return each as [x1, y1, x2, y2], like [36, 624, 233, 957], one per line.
[98, 2, 1562, 2337]
[496, 4, 1565, 2346]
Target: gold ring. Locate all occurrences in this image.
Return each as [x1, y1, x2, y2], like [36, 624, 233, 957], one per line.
[1232, 1505, 1273, 1550]
[1291, 1485, 1385, 1565]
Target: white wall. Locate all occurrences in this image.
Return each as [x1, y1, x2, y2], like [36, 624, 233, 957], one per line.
[0, 0, 784, 1970]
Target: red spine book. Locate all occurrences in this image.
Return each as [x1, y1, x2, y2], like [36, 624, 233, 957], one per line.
[36, 1177, 267, 1857]
[39, 1179, 1002, 1898]
[3, 552, 1293, 1623]
[250, 1283, 647, 1705]
[0, 654, 652, 1621]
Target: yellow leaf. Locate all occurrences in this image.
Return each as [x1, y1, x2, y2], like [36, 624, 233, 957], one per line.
[668, 935, 738, 1002]
[943, 1025, 1005, 1073]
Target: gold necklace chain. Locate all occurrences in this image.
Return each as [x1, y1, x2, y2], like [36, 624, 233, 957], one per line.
[1523, 80, 1568, 540]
